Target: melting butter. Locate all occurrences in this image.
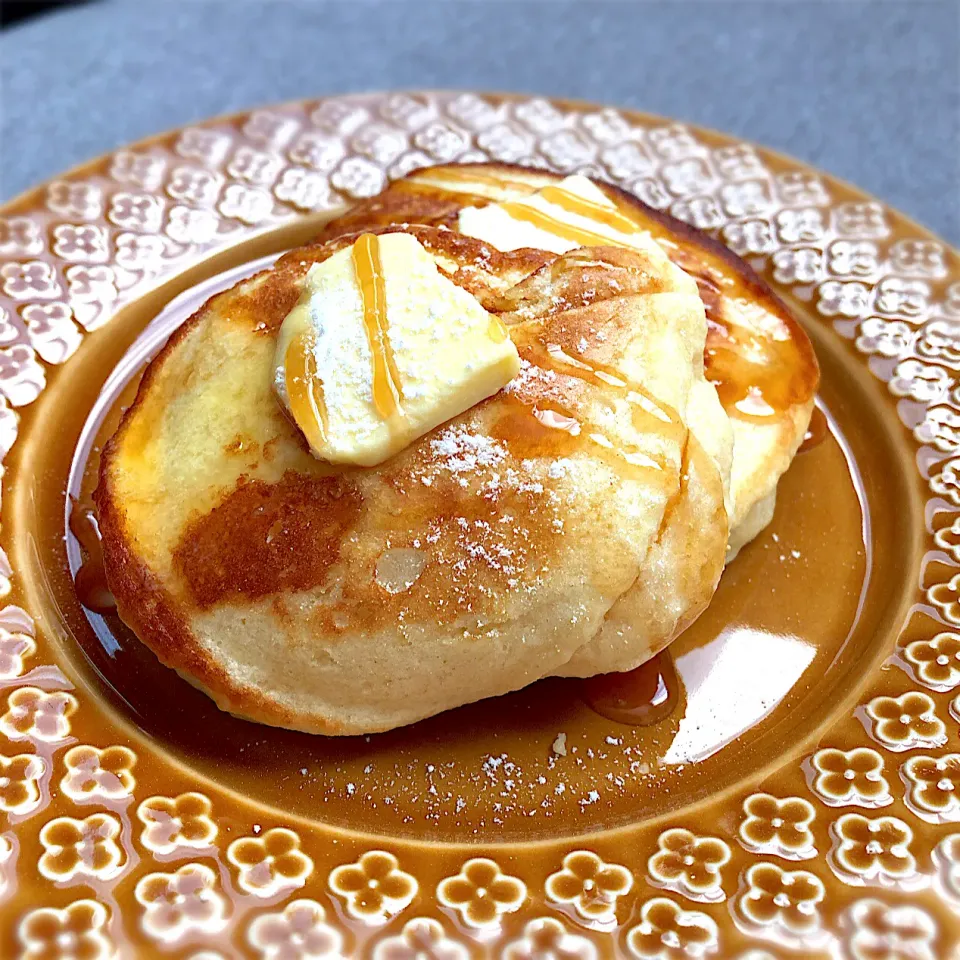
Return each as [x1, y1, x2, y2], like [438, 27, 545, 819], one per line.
[274, 232, 521, 467]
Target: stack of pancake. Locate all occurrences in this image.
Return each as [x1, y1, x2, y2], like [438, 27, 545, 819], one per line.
[96, 163, 818, 735]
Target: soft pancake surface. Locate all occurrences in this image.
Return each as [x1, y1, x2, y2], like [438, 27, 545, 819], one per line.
[97, 225, 726, 734]
[317, 163, 819, 555]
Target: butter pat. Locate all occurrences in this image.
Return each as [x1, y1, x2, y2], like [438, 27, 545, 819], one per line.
[274, 232, 520, 467]
[458, 174, 662, 258]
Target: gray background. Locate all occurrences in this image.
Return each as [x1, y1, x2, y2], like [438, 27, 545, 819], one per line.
[1, 0, 958, 243]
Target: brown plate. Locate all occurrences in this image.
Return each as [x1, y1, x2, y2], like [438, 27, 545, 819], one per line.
[0, 91, 958, 958]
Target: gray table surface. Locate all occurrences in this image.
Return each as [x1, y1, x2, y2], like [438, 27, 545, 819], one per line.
[1, 0, 957, 244]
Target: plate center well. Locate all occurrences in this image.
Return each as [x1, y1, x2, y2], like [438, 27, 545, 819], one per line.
[9, 223, 918, 843]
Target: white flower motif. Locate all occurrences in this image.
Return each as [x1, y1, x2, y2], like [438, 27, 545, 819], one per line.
[1, 686, 77, 741]
[329, 850, 417, 925]
[136, 862, 228, 942]
[739, 794, 817, 860]
[0, 217, 43, 255]
[775, 207, 824, 244]
[713, 144, 765, 181]
[841, 898, 935, 960]
[835, 201, 888, 238]
[350, 124, 408, 164]
[722, 219, 775, 255]
[625, 897, 718, 959]
[287, 132, 345, 172]
[647, 124, 702, 160]
[734, 862, 825, 944]
[928, 572, 960, 622]
[771, 247, 822, 285]
[670, 196, 725, 231]
[2, 261, 61, 300]
[0, 628, 34, 678]
[826, 239, 879, 277]
[932, 458, 960, 506]
[227, 146, 283, 186]
[918, 318, 960, 367]
[902, 753, 960, 823]
[166, 205, 220, 244]
[913, 407, 960, 450]
[662, 159, 713, 197]
[166, 166, 223, 205]
[630, 177, 672, 210]
[477, 124, 533, 162]
[413, 122, 468, 162]
[934, 523, 960, 564]
[891, 239, 947, 278]
[855, 317, 914, 358]
[18, 900, 114, 960]
[0, 751, 45, 814]
[274, 168, 333, 211]
[447, 92, 502, 131]
[437, 857, 525, 929]
[513, 98, 566, 135]
[600, 141, 652, 179]
[776, 171, 829, 206]
[932, 833, 960, 904]
[66, 264, 117, 306]
[889, 359, 953, 403]
[541, 130, 596, 172]
[310, 100, 370, 135]
[110, 150, 166, 189]
[915, 405, 960, 451]
[875, 277, 930, 319]
[228, 827, 313, 897]
[109, 192, 164, 232]
[720, 180, 771, 217]
[243, 110, 299, 147]
[21, 302, 82, 364]
[115, 232, 167, 269]
[60, 744, 136, 801]
[175, 128, 230, 165]
[218, 184, 274, 224]
[647, 828, 730, 902]
[504, 917, 597, 960]
[808, 747, 892, 808]
[39, 812, 125, 881]
[378, 93, 433, 130]
[137, 791, 217, 854]
[545, 850, 633, 924]
[830, 813, 916, 885]
[248, 898, 343, 959]
[373, 917, 468, 960]
[817, 280, 871, 318]
[0, 343, 46, 405]
[51, 224, 108, 263]
[47, 181, 102, 219]
[331, 157, 386, 199]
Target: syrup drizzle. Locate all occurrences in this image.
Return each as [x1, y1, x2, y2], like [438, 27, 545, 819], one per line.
[353, 233, 404, 420]
[537, 184, 640, 236]
[583, 649, 680, 726]
[285, 331, 329, 450]
[498, 201, 623, 250]
[457, 175, 816, 425]
[412, 166, 534, 193]
[493, 339, 683, 481]
[69, 497, 116, 615]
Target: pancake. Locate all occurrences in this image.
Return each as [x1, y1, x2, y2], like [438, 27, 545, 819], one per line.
[316, 162, 819, 558]
[97, 225, 728, 734]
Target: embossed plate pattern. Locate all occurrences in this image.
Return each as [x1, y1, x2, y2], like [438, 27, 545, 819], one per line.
[0, 92, 958, 958]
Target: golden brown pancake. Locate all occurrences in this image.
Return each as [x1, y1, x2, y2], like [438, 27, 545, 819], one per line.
[316, 162, 819, 557]
[97, 224, 728, 734]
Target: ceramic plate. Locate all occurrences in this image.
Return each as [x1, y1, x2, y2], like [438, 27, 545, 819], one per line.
[0, 91, 958, 959]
